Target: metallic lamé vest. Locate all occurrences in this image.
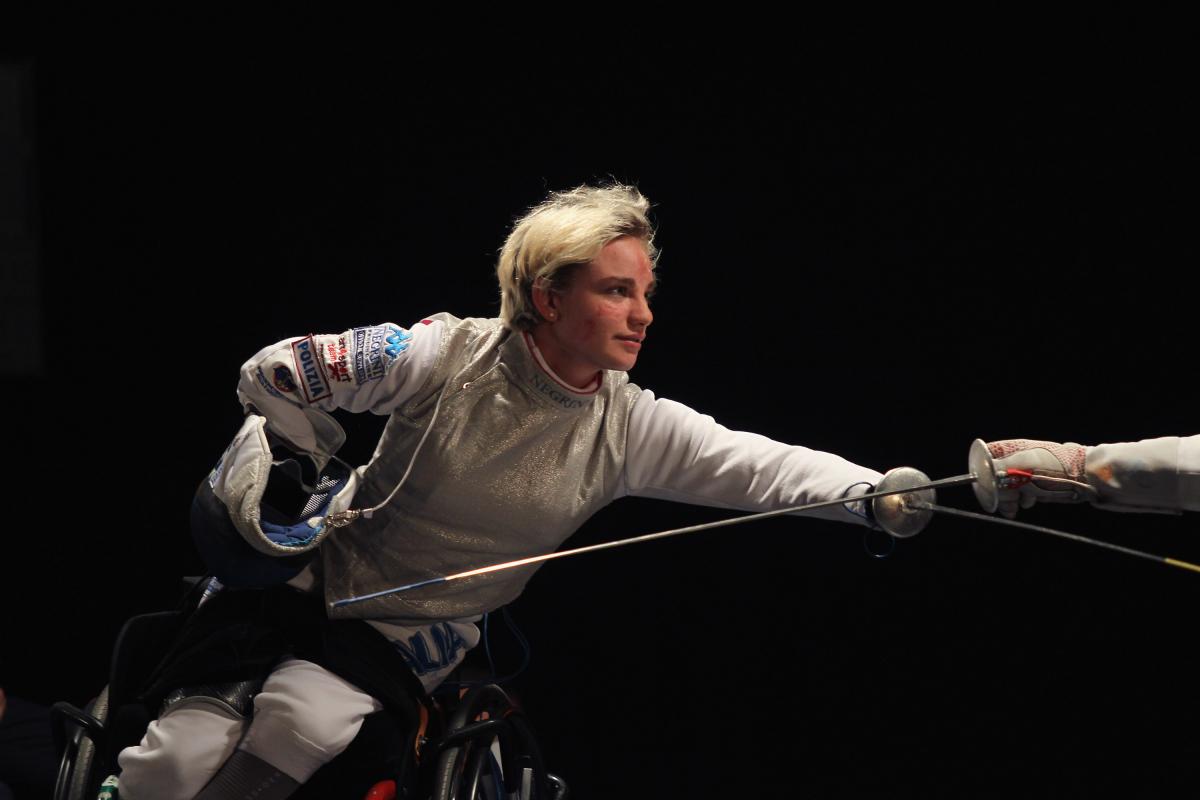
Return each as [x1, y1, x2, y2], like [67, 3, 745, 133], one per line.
[322, 314, 641, 623]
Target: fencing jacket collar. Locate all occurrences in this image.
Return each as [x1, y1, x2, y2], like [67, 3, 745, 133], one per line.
[501, 329, 602, 413]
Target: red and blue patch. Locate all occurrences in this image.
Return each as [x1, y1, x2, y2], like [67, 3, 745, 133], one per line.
[291, 336, 332, 402]
[270, 366, 297, 395]
[323, 335, 353, 383]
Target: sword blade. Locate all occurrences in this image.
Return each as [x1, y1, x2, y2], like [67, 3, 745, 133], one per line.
[912, 500, 1200, 574]
[330, 473, 979, 609]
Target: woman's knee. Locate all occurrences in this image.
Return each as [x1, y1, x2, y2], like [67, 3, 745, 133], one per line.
[238, 658, 382, 782]
[116, 701, 244, 800]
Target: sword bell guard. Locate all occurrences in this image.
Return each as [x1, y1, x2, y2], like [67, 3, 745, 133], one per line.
[968, 438, 1000, 513]
[872, 467, 936, 538]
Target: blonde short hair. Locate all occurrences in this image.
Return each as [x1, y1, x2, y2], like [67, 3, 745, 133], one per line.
[497, 183, 657, 331]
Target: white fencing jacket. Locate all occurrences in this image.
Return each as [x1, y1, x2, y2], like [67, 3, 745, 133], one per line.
[223, 313, 883, 686]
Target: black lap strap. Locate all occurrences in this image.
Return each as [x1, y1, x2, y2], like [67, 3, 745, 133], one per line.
[138, 586, 427, 725]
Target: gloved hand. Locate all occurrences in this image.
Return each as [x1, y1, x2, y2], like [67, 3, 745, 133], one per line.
[985, 439, 1092, 518]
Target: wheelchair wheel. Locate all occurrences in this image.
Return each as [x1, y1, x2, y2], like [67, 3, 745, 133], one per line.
[53, 686, 110, 800]
[53, 607, 186, 800]
[429, 684, 568, 800]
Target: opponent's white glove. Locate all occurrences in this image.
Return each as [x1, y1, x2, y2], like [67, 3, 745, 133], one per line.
[985, 439, 1091, 519]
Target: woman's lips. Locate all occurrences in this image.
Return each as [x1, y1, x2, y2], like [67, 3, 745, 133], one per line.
[617, 335, 643, 351]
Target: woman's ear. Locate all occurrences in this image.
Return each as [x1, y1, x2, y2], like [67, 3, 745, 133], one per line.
[531, 278, 557, 322]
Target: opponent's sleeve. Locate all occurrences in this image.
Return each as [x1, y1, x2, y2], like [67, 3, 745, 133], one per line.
[236, 318, 445, 462]
[619, 389, 885, 526]
[1086, 435, 1200, 513]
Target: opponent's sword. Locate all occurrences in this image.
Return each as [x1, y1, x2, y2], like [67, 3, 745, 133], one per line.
[918, 438, 1200, 575]
[908, 499, 1200, 575]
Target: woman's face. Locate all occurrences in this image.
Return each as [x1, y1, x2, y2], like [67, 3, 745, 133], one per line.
[532, 236, 655, 387]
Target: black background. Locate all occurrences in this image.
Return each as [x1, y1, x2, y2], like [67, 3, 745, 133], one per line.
[4, 30, 1198, 797]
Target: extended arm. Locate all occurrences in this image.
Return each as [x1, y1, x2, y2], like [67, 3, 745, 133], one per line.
[621, 390, 885, 526]
[984, 435, 1200, 516]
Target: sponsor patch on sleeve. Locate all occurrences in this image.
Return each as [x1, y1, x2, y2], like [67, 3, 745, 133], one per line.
[385, 325, 412, 360]
[321, 334, 353, 383]
[290, 335, 332, 402]
[256, 366, 304, 407]
[351, 323, 411, 384]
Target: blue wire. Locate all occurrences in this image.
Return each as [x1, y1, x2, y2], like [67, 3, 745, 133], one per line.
[862, 528, 896, 559]
[841, 480, 876, 525]
[483, 611, 496, 677]
[488, 748, 506, 798]
[842, 480, 896, 560]
[436, 606, 532, 692]
[493, 606, 531, 684]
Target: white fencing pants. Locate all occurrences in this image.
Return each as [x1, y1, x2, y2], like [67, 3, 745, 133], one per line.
[117, 658, 382, 800]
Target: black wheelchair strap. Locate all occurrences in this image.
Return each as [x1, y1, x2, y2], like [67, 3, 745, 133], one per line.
[138, 585, 427, 726]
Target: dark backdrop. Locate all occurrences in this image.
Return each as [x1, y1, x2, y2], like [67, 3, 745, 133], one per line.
[3, 40, 1197, 796]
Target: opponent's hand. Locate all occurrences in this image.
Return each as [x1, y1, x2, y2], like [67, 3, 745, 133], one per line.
[986, 439, 1090, 518]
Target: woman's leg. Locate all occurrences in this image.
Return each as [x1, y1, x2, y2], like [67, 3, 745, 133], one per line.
[233, 658, 383, 784]
[120, 658, 381, 800]
[116, 701, 245, 800]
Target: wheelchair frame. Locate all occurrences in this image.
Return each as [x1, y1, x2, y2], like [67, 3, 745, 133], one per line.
[53, 589, 568, 800]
